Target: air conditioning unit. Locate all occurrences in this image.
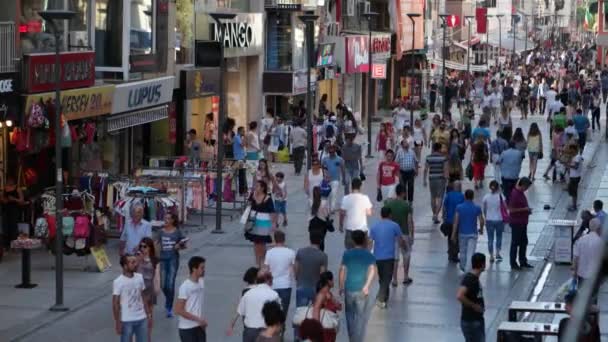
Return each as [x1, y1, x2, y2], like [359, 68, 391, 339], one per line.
[346, 0, 355, 16]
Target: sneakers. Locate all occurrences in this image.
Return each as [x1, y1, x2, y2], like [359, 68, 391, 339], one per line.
[166, 309, 174, 318]
[402, 278, 413, 285]
[496, 254, 503, 261]
[376, 301, 387, 309]
[568, 205, 578, 212]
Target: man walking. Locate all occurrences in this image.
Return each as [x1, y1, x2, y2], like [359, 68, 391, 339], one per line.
[294, 232, 328, 307]
[385, 184, 415, 285]
[342, 134, 363, 194]
[112, 255, 151, 342]
[490, 130, 509, 185]
[369, 207, 405, 308]
[290, 120, 307, 176]
[457, 253, 486, 342]
[424, 143, 448, 224]
[573, 218, 604, 301]
[573, 108, 590, 152]
[508, 177, 533, 270]
[339, 230, 376, 342]
[451, 190, 484, 272]
[340, 178, 373, 249]
[593, 200, 607, 225]
[396, 139, 418, 202]
[119, 204, 152, 256]
[498, 142, 524, 201]
[263, 231, 295, 315]
[444, 181, 465, 262]
[321, 144, 346, 212]
[175, 256, 208, 342]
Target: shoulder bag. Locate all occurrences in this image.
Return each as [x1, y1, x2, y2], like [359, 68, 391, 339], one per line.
[499, 195, 511, 223]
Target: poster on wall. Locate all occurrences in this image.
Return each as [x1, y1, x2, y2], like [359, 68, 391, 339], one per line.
[393, 0, 424, 60]
[345, 36, 369, 73]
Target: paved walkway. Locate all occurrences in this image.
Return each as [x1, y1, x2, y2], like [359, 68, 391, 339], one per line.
[0, 105, 606, 342]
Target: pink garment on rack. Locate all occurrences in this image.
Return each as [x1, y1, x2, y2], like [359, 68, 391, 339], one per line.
[192, 183, 203, 210]
[223, 175, 234, 202]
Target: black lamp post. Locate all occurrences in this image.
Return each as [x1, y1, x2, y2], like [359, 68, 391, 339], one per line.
[299, 12, 318, 169]
[407, 13, 421, 127]
[523, 14, 530, 58]
[209, 13, 236, 234]
[363, 11, 378, 158]
[464, 15, 474, 91]
[39, 9, 75, 313]
[486, 14, 493, 70]
[438, 14, 449, 119]
[496, 14, 504, 70]
[511, 15, 517, 64]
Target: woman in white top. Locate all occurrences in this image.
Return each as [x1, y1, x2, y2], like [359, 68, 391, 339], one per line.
[245, 121, 260, 161]
[304, 158, 324, 199]
[412, 119, 427, 161]
[527, 123, 543, 181]
[482, 180, 505, 263]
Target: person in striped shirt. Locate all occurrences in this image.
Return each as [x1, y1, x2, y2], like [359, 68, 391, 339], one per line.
[424, 143, 449, 224]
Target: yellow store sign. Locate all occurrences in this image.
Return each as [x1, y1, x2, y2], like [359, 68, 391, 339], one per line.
[24, 85, 115, 121]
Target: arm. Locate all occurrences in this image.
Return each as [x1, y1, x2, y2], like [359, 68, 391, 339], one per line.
[338, 264, 346, 295]
[451, 212, 459, 242]
[112, 295, 121, 334]
[362, 264, 377, 296]
[377, 163, 382, 188]
[456, 286, 483, 313]
[409, 214, 415, 241]
[154, 264, 161, 295]
[175, 299, 207, 326]
[478, 213, 485, 235]
[304, 173, 310, 194]
[119, 229, 127, 256]
[312, 292, 324, 320]
[423, 161, 429, 186]
[339, 210, 345, 232]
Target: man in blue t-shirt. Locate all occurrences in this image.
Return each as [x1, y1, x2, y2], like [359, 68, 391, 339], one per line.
[573, 108, 590, 151]
[443, 181, 465, 262]
[451, 190, 484, 272]
[369, 207, 405, 308]
[233, 126, 246, 161]
[339, 230, 376, 342]
[322, 144, 346, 212]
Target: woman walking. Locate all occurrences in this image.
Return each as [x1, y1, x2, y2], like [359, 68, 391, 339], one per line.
[527, 123, 543, 181]
[312, 271, 341, 342]
[543, 126, 565, 182]
[412, 119, 427, 161]
[482, 181, 505, 262]
[511, 127, 528, 153]
[137, 237, 161, 342]
[309, 186, 331, 251]
[471, 136, 489, 189]
[245, 180, 277, 266]
[304, 158, 324, 199]
[157, 214, 186, 318]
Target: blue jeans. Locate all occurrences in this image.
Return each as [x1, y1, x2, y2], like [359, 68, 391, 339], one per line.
[295, 287, 315, 307]
[160, 256, 179, 311]
[486, 221, 504, 255]
[461, 319, 485, 342]
[459, 234, 478, 272]
[344, 166, 360, 194]
[121, 319, 147, 342]
[345, 291, 370, 342]
[275, 288, 292, 314]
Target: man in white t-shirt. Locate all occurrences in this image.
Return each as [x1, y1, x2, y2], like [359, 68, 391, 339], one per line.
[112, 255, 151, 342]
[228, 270, 280, 342]
[573, 218, 603, 302]
[175, 256, 207, 342]
[567, 148, 583, 211]
[263, 231, 295, 315]
[340, 177, 373, 249]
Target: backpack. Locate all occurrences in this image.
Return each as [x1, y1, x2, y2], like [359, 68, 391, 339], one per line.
[73, 216, 90, 239]
[325, 124, 335, 138]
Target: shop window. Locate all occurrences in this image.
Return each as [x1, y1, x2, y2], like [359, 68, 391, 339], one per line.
[176, 0, 194, 64]
[266, 12, 293, 71]
[20, 0, 64, 54]
[95, 0, 123, 67]
[130, 0, 154, 55]
[69, 0, 92, 50]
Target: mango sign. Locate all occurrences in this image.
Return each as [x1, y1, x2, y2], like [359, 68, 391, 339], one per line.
[24, 85, 115, 121]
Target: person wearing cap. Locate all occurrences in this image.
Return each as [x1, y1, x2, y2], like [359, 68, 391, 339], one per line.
[508, 177, 533, 270]
[573, 218, 604, 301]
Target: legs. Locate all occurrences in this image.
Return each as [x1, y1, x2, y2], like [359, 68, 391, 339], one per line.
[293, 146, 305, 175]
[179, 327, 207, 342]
[375, 259, 395, 304]
[295, 287, 315, 307]
[461, 320, 485, 342]
[447, 224, 459, 262]
[501, 178, 516, 201]
[344, 291, 370, 342]
[529, 155, 538, 180]
[493, 162, 501, 185]
[486, 222, 496, 257]
[161, 257, 179, 314]
[276, 288, 292, 314]
[458, 235, 478, 272]
[120, 319, 148, 342]
[510, 225, 528, 267]
[329, 180, 341, 212]
[253, 242, 266, 267]
[592, 108, 601, 131]
[399, 170, 415, 202]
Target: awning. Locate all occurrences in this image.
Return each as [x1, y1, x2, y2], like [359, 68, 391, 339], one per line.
[107, 105, 168, 132]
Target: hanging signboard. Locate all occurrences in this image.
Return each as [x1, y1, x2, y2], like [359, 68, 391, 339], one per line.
[111, 76, 175, 114]
[371, 64, 386, 79]
[23, 85, 115, 121]
[345, 35, 369, 73]
[22, 51, 95, 93]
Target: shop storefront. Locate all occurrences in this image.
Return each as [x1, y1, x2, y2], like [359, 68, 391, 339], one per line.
[0, 72, 19, 187]
[194, 12, 264, 126]
[105, 76, 175, 174]
[180, 67, 220, 139]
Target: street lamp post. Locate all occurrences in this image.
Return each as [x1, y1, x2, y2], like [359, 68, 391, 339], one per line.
[496, 14, 504, 70]
[209, 13, 236, 234]
[439, 14, 449, 119]
[407, 13, 421, 127]
[363, 12, 378, 158]
[512, 15, 517, 65]
[523, 14, 530, 57]
[39, 9, 75, 312]
[464, 15, 474, 91]
[299, 12, 318, 169]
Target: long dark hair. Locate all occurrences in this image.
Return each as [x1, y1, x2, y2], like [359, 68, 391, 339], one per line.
[139, 237, 158, 267]
[512, 127, 525, 142]
[528, 122, 541, 137]
[316, 271, 334, 293]
[311, 186, 321, 216]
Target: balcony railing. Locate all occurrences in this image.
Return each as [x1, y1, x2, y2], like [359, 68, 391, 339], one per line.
[0, 22, 16, 73]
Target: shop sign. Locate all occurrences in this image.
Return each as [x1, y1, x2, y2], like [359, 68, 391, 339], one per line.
[372, 34, 391, 60]
[293, 69, 318, 94]
[0, 72, 18, 95]
[111, 76, 175, 114]
[23, 85, 115, 121]
[207, 13, 264, 58]
[371, 64, 386, 79]
[345, 36, 369, 73]
[22, 51, 95, 93]
[181, 68, 220, 99]
[316, 43, 335, 67]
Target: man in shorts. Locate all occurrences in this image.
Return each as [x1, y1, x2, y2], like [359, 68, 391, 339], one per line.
[384, 184, 415, 286]
[424, 143, 448, 224]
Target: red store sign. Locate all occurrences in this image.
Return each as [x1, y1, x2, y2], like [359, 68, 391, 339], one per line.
[345, 36, 369, 74]
[371, 34, 391, 60]
[23, 51, 95, 93]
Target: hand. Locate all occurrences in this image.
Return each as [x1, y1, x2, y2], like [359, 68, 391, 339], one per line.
[226, 327, 234, 336]
[115, 321, 122, 335]
[148, 316, 153, 330]
[362, 286, 369, 296]
[199, 318, 208, 328]
[473, 304, 484, 313]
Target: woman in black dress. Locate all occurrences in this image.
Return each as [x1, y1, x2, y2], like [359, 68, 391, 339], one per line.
[245, 180, 277, 266]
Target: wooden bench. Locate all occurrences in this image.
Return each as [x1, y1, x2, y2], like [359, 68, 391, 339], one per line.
[508, 301, 567, 322]
[497, 322, 559, 341]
